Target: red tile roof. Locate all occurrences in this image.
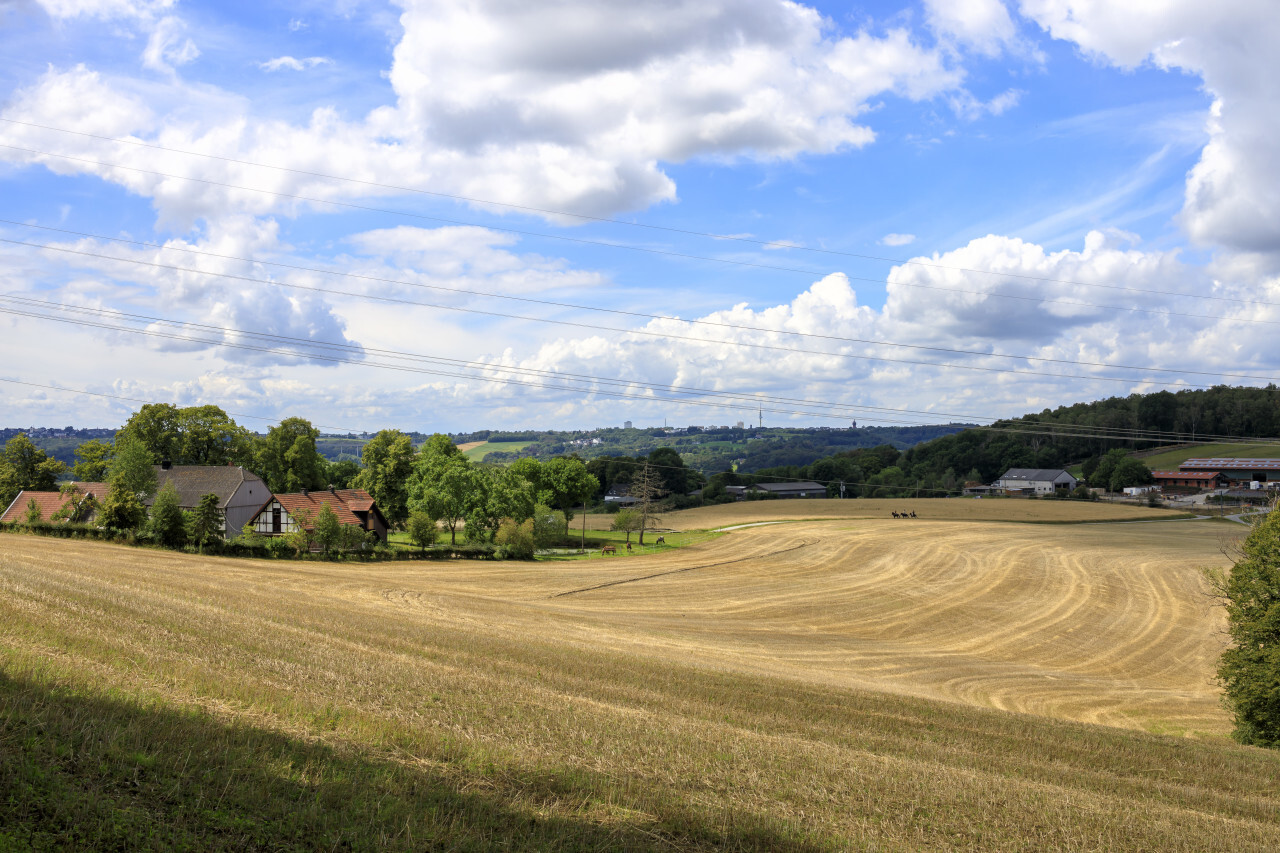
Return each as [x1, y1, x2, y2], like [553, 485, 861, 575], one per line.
[266, 490, 366, 529]
[1152, 470, 1222, 480]
[1, 482, 109, 524]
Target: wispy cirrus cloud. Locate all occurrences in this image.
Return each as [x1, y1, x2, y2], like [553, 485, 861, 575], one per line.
[259, 55, 332, 73]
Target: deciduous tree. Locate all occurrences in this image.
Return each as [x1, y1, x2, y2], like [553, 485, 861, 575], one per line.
[1212, 502, 1280, 747]
[353, 429, 417, 527]
[610, 508, 642, 544]
[408, 446, 484, 546]
[254, 417, 327, 494]
[71, 439, 113, 482]
[0, 433, 67, 508]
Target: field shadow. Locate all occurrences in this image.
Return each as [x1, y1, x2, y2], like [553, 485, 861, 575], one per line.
[0, 669, 829, 852]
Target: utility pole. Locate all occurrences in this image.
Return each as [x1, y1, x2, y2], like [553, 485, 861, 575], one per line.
[581, 500, 587, 552]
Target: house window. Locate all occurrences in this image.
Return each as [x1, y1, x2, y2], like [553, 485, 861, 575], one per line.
[272, 505, 281, 534]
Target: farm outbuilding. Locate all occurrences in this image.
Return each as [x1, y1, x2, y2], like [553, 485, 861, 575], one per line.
[150, 463, 269, 538]
[994, 468, 1078, 495]
[1177, 458, 1280, 484]
[744, 481, 827, 499]
[1152, 470, 1227, 491]
[1, 482, 109, 524]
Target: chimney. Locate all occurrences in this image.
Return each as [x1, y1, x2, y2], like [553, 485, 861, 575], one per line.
[329, 484, 336, 494]
[301, 488, 308, 497]
[161, 459, 172, 470]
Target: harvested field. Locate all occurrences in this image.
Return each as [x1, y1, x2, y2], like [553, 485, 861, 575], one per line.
[2, 514, 1276, 850]
[582, 496, 1187, 530]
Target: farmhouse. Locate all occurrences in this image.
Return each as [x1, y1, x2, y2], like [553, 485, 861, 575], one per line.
[249, 487, 388, 542]
[1, 482, 108, 524]
[603, 483, 639, 506]
[994, 468, 1078, 495]
[1177, 458, 1280, 485]
[744, 481, 827, 499]
[151, 463, 269, 538]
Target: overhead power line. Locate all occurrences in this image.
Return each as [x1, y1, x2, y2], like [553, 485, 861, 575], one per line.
[0, 377, 366, 435]
[1, 116, 1270, 311]
[6, 237, 1278, 390]
[7, 294, 1280, 447]
[7, 220, 1280, 384]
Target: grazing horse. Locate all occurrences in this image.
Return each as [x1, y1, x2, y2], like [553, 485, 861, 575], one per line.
[626, 542, 633, 553]
[655, 536, 665, 545]
[601, 545, 616, 555]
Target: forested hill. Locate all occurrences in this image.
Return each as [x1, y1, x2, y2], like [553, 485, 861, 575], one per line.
[469, 423, 969, 475]
[904, 385, 1280, 486]
[740, 385, 1280, 499]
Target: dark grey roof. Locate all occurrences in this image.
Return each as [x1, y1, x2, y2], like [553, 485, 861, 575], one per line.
[148, 465, 267, 508]
[998, 468, 1076, 482]
[749, 481, 826, 492]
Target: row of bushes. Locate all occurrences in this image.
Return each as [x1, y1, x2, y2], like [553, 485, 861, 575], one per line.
[0, 521, 499, 561]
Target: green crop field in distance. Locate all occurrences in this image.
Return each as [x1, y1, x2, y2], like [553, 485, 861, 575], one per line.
[1139, 442, 1280, 469]
[463, 440, 533, 461]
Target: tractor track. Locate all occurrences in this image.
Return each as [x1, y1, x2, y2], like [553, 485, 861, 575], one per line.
[551, 538, 820, 598]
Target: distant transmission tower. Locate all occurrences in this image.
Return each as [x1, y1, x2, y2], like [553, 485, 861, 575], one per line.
[758, 404, 763, 428]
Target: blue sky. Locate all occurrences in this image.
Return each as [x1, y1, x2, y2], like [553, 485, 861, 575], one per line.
[1, 1, 1276, 435]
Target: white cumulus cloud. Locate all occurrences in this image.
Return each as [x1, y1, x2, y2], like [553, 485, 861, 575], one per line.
[1019, 0, 1280, 256]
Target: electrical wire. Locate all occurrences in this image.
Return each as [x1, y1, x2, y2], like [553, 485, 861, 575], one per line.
[8, 294, 1280, 448]
[8, 219, 1280, 381]
[7, 238, 1277, 389]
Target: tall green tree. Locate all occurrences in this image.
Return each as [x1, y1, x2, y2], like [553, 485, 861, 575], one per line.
[254, 417, 327, 494]
[407, 439, 483, 546]
[71, 439, 113, 482]
[188, 493, 224, 553]
[116, 403, 182, 464]
[465, 466, 535, 543]
[0, 433, 67, 509]
[647, 447, 693, 494]
[325, 458, 362, 489]
[106, 433, 157, 500]
[97, 433, 156, 531]
[540, 456, 599, 536]
[149, 482, 188, 548]
[1109, 458, 1154, 492]
[353, 429, 418, 527]
[116, 403, 251, 466]
[1213, 504, 1280, 747]
[174, 405, 252, 465]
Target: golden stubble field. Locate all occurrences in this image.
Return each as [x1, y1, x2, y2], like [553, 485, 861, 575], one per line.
[4, 502, 1276, 850]
[581, 496, 1185, 529]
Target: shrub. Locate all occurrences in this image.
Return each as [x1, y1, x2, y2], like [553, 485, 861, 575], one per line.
[495, 518, 535, 560]
[406, 511, 438, 551]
